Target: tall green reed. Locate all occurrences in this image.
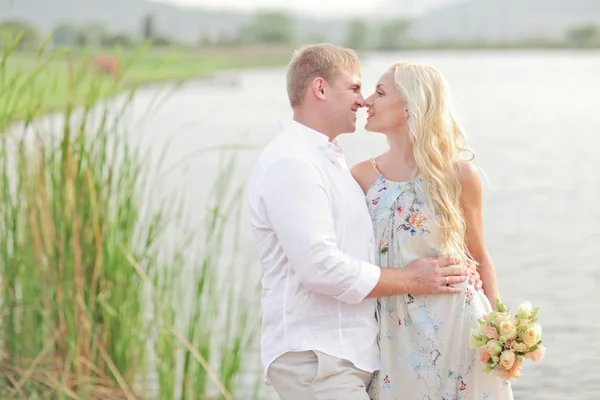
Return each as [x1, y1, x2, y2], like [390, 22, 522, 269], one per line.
[0, 35, 260, 399]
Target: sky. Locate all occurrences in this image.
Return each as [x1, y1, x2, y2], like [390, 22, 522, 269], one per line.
[154, 0, 416, 16]
[154, 0, 464, 17]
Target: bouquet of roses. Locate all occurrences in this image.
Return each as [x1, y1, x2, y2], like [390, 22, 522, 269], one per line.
[470, 298, 545, 381]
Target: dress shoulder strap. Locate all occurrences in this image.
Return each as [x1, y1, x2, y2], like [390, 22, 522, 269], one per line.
[370, 157, 382, 175]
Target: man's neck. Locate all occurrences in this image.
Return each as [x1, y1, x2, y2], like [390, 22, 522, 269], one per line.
[292, 109, 337, 142]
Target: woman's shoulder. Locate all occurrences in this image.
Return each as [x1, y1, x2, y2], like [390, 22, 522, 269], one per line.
[456, 160, 480, 186]
[350, 157, 381, 194]
[455, 160, 483, 202]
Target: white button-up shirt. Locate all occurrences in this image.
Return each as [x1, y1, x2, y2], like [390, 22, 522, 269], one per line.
[248, 119, 382, 383]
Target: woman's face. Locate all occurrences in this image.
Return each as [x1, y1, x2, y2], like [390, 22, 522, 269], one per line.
[364, 68, 409, 135]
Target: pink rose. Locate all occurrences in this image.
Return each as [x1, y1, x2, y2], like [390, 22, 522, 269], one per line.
[494, 358, 522, 381]
[509, 359, 523, 380]
[527, 344, 546, 362]
[482, 325, 500, 340]
[480, 350, 491, 364]
[495, 368, 512, 381]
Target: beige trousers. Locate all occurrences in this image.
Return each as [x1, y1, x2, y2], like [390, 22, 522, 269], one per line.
[267, 350, 373, 400]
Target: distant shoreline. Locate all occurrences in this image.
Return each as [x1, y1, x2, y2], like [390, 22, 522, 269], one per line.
[4, 43, 597, 123]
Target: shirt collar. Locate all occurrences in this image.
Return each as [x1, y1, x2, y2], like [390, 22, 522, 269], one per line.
[278, 119, 345, 163]
[279, 118, 329, 144]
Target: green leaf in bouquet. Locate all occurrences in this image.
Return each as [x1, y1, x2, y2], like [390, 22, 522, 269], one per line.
[496, 298, 509, 313]
[530, 306, 540, 318]
[488, 320, 499, 329]
[496, 298, 503, 310]
[528, 344, 539, 353]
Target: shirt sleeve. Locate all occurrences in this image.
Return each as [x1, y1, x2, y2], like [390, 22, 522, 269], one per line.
[259, 157, 381, 304]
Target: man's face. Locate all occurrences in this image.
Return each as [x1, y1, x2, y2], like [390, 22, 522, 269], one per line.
[324, 67, 364, 135]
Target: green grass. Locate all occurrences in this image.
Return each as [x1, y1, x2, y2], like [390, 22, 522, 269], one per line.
[1, 42, 293, 123]
[0, 36, 261, 399]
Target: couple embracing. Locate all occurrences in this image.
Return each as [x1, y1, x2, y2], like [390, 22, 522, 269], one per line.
[248, 43, 513, 400]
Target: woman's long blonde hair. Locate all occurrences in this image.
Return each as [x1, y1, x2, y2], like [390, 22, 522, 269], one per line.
[392, 61, 475, 266]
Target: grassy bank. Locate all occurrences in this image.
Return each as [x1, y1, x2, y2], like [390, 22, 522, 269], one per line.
[2, 43, 293, 123]
[0, 37, 261, 399]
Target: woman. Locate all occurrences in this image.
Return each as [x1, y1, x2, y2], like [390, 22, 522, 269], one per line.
[351, 62, 514, 399]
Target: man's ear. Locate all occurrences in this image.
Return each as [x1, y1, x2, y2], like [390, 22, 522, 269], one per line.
[312, 77, 326, 100]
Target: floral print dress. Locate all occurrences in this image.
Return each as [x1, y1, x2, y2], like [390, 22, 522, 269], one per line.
[366, 159, 513, 400]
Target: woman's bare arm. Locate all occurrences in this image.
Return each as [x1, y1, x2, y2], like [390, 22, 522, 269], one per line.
[458, 161, 500, 308]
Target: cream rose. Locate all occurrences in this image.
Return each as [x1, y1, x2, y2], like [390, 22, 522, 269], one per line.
[517, 301, 532, 319]
[522, 324, 542, 347]
[499, 321, 517, 340]
[510, 341, 527, 353]
[493, 313, 509, 326]
[499, 350, 516, 370]
[485, 339, 503, 356]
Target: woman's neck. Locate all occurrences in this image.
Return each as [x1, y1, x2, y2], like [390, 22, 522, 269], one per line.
[384, 129, 417, 174]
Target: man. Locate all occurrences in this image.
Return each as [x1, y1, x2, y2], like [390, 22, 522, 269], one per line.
[248, 43, 476, 399]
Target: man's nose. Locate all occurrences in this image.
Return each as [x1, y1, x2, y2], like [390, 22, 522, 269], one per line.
[356, 94, 365, 107]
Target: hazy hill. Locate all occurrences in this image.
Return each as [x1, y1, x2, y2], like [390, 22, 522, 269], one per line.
[1, 0, 599, 43]
[0, 0, 248, 41]
[408, 0, 600, 40]
[0, 0, 350, 43]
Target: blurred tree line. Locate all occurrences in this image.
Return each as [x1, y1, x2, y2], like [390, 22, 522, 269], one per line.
[565, 24, 600, 47]
[0, 14, 176, 51]
[0, 13, 413, 52]
[236, 13, 412, 50]
[1, 13, 599, 52]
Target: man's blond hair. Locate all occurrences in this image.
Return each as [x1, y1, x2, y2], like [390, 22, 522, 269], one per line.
[286, 43, 360, 108]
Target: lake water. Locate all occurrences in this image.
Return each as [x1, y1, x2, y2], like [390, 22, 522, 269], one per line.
[123, 50, 600, 399]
